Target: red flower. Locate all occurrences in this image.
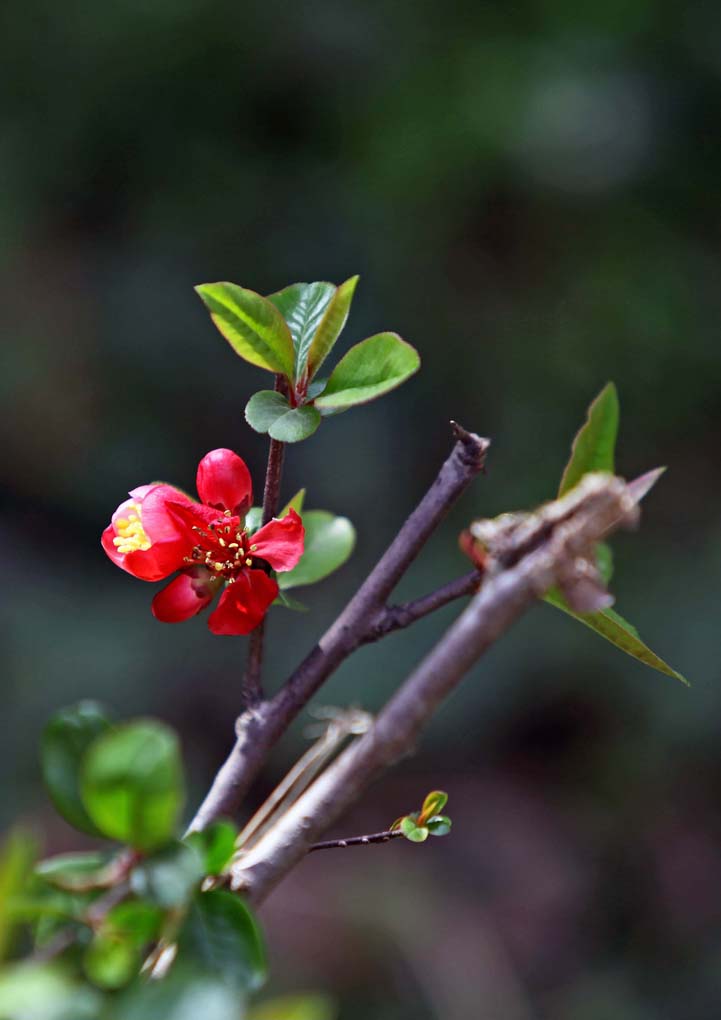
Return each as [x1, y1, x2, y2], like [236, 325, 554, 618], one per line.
[102, 449, 304, 635]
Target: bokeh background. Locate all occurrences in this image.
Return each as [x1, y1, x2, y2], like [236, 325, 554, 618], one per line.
[2, 1, 721, 1016]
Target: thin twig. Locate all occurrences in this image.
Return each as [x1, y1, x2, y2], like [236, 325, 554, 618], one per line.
[363, 570, 482, 643]
[187, 425, 489, 832]
[308, 829, 404, 852]
[242, 377, 287, 706]
[228, 474, 639, 901]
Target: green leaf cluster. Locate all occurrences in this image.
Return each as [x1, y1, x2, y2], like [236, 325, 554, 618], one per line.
[392, 790, 453, 844]
[196, 277, 420, 443]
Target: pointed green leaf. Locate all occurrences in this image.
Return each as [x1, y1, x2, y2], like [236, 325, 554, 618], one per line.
[280, 488, 306, 518]
[42, 701, 113, 836]
[313, 332, 420, 414]
[177, 889, 267, 993]
[426, 815, 452, 836]
[278, 511, 355, 590]
[307, 275, 360, 380]
[267, 281, 336, 381]
[196, 283, 295, 378]
[544, 589, 687, 684]
[558, 382, 619, 496]
[80, 720, 185, 851]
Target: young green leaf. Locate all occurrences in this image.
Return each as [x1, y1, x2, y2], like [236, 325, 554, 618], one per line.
[245, 391, 321, 443]
[196, 283, 295, 378]
[0, 829, 37, 962]
[177, 890, 267, 993]
[80, 720, 185, 851]
[400, 817, 429, 843]
[267, 281, 336, 381]
[105, 900, 164, 946]
[184, 821, 237, 876]
[42, 701, 113, 836]
[558, 382, 619, 496]
[35, 851, 112, 892]
[426, 815, 452, 836]
[130, 841, 205, 909]
[279, 488, 306, 518]
[278, 511, 355, 590]
[313, 332, 420, 414]
[418, 790, 448, 823]
[84, 931, 140, 990]
[544, 589, 688, 684]
[273, 591, 309, 612]
[306, 275, 359, 380]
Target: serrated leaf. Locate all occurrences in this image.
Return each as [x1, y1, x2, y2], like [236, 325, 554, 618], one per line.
[42, 701, 113, 836]
[306, 275, 359, 380]
[249, 993, 337, 1020]
[313, 332, 420, 414]
[177, 890, 267, 993]
[269, 405, 321, 443]
[130, 841, 205, 909]
[544, 589, 688, 684]
[80, 720, 185, 851]
[419, 790, 448, 824]
[427, 815, 452, 836]
[558, 382, 619, 496]
[245, 390, 291, 434]
[196, 283, 295, 378]
[278, 511, 355, 590]
[267, 281, 336, 381]
[184, 821, 237, 876]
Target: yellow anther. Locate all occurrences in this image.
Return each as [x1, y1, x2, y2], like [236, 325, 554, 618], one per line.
[250, 544, 257, 551]
[214, 562, 224, 572]
[113, 501, 151, 554]
[245, 557, 253, 566]
[218, 538, 226, 547]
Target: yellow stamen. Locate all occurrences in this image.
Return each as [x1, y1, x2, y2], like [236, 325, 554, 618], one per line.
[113, 501, 151, 554]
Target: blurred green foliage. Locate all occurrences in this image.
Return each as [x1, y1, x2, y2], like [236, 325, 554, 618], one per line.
[2, 1, 721, 1017]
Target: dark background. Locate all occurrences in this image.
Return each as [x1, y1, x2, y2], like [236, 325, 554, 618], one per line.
[2, 2, 721, 1016]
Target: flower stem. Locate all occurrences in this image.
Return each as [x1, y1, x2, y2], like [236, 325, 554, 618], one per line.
[243, 378, 287, 706]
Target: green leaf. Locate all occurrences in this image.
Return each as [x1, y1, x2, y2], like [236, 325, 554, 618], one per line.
[196, 283, 295, 378]
[267, 281, 336, 380]
[273, 591, 309, 612]
[35, 852, 112, 892]
[278, 511, 356, 590]
[306, 275, 359, 380]
[117, 965, 241, 1020]
[0, 829, 37, 962]
[250, 994, 337, 1020]
[314, 332, 420, 414]
[596, 542, 614, 585]
[426, 815, 452, 836]
[184, 821, 237, 876]
[400, 817, 429, 843]
[558, 382, 619, 496]
[105, 900, 164, 946]
[544, 589, 688, 684]
[80, 721, 184, 851]
[244, 506, 262, 534]
[42, 701, 113, 836]
[245, 391, 321, 443]
[130, 841, 205, 909]
[84, 932, 139, 990]
[177, 890, 267, 993]
[0, 962, 102, 1020]
[419, 790, 448, 823]
[280, 488, 306, 518]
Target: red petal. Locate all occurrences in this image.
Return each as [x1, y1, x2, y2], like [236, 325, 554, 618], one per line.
[102, 484, 195, 582]
[207, 569, 278, 635]
[196, 449, 253, 515]
[151, 567, 216, 623]
[251, 508, 305, 572]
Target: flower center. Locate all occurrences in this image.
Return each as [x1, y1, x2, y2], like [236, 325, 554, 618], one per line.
[184, 512, 258, 581]
[113, 501, 152, 554]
